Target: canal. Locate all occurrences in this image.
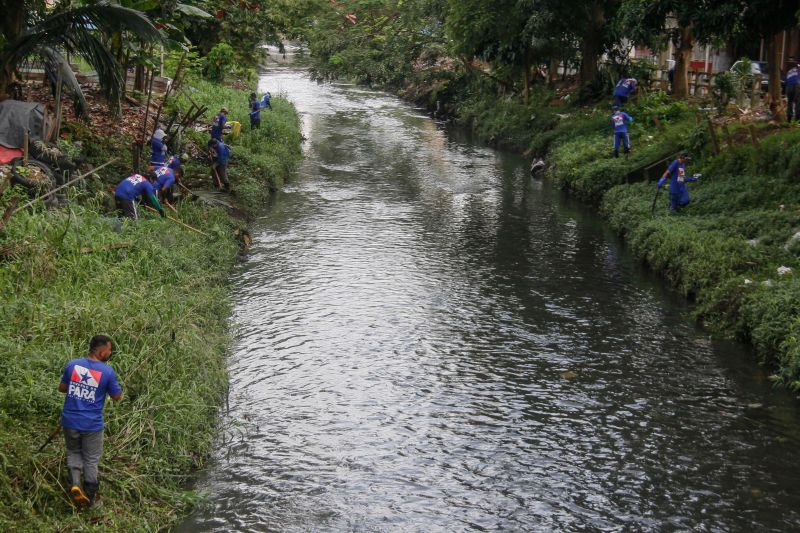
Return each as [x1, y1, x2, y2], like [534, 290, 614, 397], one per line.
[179, 60, 800, 532]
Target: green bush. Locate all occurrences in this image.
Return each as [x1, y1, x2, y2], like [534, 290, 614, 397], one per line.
[600, 128, 800, 386]
[204, 43, 236, 82]
[711, 72, 735, 115]
[0, 74, 304, 530]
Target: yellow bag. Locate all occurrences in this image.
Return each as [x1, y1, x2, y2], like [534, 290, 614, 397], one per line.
[225, 120, 241, 139]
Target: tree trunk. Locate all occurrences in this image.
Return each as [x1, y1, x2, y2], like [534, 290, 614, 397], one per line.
[548, 56, 559, 87]
[134, 64, 145, 92]
[0, 2, 27, 96]
[579, 0, 606, 89]
[672, 24, 694, 99]
[767, 31, 786, 121]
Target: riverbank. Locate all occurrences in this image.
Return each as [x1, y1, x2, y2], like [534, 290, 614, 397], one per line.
[0, 77, 302, 530]
[409, 73, 800, 388]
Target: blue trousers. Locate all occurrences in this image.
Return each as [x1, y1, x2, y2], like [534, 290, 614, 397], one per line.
[613, 132, 630, 155]
[669, 192, 691, 211]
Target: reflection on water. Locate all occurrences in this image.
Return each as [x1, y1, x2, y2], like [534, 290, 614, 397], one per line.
[179, 64, 800, 532]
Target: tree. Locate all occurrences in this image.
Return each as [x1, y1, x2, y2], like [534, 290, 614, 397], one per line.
[519, 0, 620, 94]
[519, 0, 580, 87]
[0, 1, 162, 111]
[303, 0, 446, 88]
[182, 0, 301, 69]
[579, 0, 617, 91]
[445, 0, 534, 99]
[737, 0, 799, 121]
[615, 0, 739, 99]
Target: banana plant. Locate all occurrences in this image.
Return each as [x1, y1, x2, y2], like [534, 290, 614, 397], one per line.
[0, 1, 162, 113]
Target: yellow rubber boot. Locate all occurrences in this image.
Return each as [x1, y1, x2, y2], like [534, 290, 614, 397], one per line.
[70, 485, 90, 508]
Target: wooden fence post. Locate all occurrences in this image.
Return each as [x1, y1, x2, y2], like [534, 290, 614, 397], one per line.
[748, 125, 760, 148]
[721, 124, 736, 149]
[707, 118, 721, 156]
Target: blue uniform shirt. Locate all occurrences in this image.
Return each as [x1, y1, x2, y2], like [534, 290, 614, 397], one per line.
[611, 111, 633, 133]
[261, 93, 272, 109]
[614, 78, 637, 97]
[60, 358, 121, 432]
[211, 113, 227, 140]
[153, 166, 175, 191]
[662, 159, 697, 204]
[150, 137, 167, 165]
[250, 100, 261, 120]
[787, 68, 799, 87]
[115, 174, 156, 201]
[213, 142, 232, 165]
[666, 159, 687, 189]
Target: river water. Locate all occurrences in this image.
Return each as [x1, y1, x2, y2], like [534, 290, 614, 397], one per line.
[179, 62, 800, 532]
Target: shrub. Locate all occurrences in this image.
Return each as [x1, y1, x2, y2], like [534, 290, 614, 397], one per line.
[711, 72, 735, 115]
[204, 43, 236, 82]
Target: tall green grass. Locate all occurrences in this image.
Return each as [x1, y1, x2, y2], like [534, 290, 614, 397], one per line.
[546, 93, 694, 201]
[0, 188, 240, 531]
[0, 77, 303, 530]
[173, 78, 303, 215]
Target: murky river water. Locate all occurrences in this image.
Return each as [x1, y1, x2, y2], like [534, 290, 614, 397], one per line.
[179, 60, 800, 532]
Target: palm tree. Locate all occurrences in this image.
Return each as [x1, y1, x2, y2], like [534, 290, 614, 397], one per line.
[0, 0, 162, 114]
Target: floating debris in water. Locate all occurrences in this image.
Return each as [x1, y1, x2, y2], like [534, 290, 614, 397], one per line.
[560, 371, 578, 380]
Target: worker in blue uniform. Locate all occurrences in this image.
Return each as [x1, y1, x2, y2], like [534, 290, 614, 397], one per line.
[249, 92, 261, 130]
[152, 165, 176, 204]
[613, 77, 637, 106]
[208, 138, 231, 191]
[210, 107, 229, 141]
[657, 152, 700, 212]
[610, 105, 633, 158]
[150, 128, 168, 167]
[114, 172, 165, 219]
[786, 63, 799, 122]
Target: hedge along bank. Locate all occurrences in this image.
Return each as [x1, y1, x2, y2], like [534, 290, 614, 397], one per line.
[0, 79, 303, 531]
[597, 126, 800, 389]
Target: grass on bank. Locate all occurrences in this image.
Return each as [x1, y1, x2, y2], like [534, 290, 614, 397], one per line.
[0, 187, 239, 531]
[173, 78, 303, 215]
[0, 78, 303, 530]
[600, 128, 800, 387]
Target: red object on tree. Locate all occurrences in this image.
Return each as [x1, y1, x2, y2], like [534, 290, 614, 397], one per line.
[215, 9, 225, 19]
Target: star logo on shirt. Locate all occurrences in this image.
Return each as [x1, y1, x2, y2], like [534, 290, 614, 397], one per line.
[70, 364, 102, 388]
